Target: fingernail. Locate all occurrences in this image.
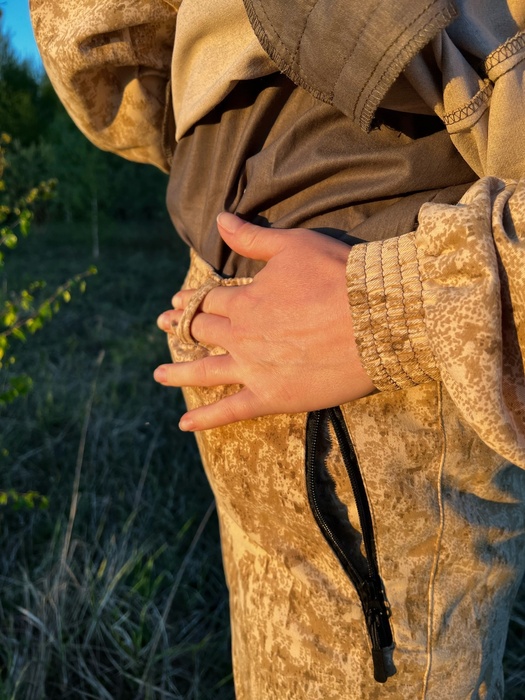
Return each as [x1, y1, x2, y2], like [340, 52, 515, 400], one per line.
[179, 415, 194, 431]
[172, 294, 182, 309]
[217, 212, 244, 233]
[154, 366, 167, 383]
[157, 313, 171, 330]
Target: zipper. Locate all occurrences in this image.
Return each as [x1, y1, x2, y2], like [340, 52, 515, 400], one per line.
[305, 408, 396, 683]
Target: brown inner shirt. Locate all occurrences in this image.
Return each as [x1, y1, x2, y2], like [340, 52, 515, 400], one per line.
[167, 73, 476, 278]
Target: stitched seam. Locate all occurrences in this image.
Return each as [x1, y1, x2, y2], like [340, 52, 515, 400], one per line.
[243, 0, 333, 104]
[332, 0, 382, 96]
[442, 80, 493, 126]
[485, 30, 525, 72]
[421, 383, 446, 699]
[359, 3, 457, 127]
[489, 50, 525, 82]
[355, 2, 457, 129]
[247, 0, 292, 61]
[353, 0, 443, 121]
[292, 0, 320, 65]
[398, 238, 421, 384]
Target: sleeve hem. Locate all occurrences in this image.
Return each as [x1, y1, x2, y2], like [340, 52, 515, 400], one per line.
[346, 232, 440, 392]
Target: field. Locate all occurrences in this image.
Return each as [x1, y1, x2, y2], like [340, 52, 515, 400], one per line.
[0, 219, 524, 698]
[0, 219, 232, 699]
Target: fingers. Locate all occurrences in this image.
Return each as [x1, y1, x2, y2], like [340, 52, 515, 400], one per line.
[216, 212, 290, 262]
[157, 309, 230, 348]
[171, 285, 238, 315]
[157, 309, 179, 331]
[154, 360, 264, 431]
[154, 354, 238, 388]
[178, 387, 261, 431]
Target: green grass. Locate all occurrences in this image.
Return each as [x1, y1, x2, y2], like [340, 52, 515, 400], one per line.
[0, 219, 233, 699]
[0, 218, 524, 698]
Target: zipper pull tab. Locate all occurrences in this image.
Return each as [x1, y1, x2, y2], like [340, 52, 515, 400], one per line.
[372, 645, 396, 683]
[365, 597, 396, 683]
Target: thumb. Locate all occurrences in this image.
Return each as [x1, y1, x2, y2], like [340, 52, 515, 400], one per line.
[217, 212, 286, 262]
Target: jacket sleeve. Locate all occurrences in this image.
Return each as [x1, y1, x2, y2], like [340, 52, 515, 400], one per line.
[30, 0, 178, 172]
[346, 24, 525, 468]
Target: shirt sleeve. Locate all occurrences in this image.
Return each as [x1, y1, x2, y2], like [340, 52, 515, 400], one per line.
[30, 0, 178, 172]
[346, 22, 525, 468]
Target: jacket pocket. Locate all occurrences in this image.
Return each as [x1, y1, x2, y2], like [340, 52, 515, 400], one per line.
[305, 407, 396, 683]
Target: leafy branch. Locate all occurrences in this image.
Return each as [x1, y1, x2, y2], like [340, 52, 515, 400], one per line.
[0, 132, 97, 507]
[1, 266, 97, 343]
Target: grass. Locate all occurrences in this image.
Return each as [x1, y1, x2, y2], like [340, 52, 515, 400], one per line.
[0, 218, 233, 699]
[0, 217, 524, 698]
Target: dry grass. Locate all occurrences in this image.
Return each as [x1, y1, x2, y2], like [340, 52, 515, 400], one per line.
[0, 220, 233, 699]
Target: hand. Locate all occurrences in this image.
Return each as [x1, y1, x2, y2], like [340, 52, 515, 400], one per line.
[154, 213, 375, 430]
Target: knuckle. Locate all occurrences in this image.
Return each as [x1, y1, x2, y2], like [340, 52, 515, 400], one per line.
[228, 287, 248, 315]
[201, 288, 215, 313]
[194, 358, 224, 386]
[172, 289, 192, 309]
[197, 359, 213, 384]
[221, 399, 240, 425]
[239, 224, 264, 253]
[189, 311, 204, 340]
[239, 220, 257, 237]
[164, 364, 179, 384]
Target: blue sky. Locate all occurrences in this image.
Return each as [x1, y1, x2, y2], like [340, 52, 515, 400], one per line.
[1, 0, 42, 67]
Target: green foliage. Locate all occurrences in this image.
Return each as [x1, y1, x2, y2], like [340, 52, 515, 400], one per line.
[0, 373, 33, 405]
[0, 133, 97, 526]
[0, 489, 49, 510]
[0, 10, 168, 229]
[0, 133, 96, 395]
[42, 106, 169, 225]
[0, 136, 57, 212]
[0, 17, 44, 145]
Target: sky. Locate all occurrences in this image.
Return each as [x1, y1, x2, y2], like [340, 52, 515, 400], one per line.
[1, 0, 43, 67]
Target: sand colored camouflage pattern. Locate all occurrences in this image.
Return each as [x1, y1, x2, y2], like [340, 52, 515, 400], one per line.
[347, 13, 525, 467]
[30, 0, 178, 172]
[31, 0, 525, 697]
[170, 251, 525, 699]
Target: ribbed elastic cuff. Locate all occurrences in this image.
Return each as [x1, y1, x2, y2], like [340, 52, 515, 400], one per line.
[346, 233, 440, 392]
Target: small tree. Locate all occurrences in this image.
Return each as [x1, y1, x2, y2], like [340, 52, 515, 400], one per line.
[0, 132, 96, 507]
